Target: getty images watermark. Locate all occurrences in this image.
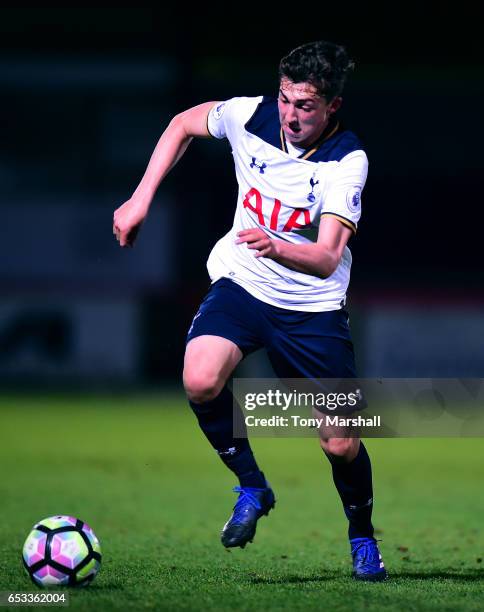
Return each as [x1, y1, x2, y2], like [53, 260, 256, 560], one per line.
[243, 388, 379, 429]
[232, 379, 484, 438]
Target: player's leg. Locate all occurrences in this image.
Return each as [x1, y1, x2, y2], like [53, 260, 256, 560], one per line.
[265, 307, 385, 580]
[269, 334, 375, 541]
[184, 334, 241, 404]
[183, 279, 275, 547]
[184, 334, 266, 488]
[313, 412, 373, 535]
[316, 414, 384, 581]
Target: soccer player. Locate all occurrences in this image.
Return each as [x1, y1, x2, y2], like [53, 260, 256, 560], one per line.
[113, 40, 387, 581]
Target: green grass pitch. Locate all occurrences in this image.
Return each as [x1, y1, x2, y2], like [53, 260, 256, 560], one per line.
[1, 392, 483, 611]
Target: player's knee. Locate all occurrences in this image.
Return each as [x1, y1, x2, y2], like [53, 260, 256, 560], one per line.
[320, 437, 359, 462]
[183, 369, 221, 404]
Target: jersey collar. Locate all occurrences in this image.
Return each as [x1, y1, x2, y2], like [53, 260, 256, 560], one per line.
[279, 116, 340, 160]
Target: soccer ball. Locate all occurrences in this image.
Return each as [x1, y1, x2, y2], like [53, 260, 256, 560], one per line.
[22, 515, 102, 587]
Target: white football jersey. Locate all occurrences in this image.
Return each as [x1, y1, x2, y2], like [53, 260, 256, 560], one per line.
[206, 96, 368, 312]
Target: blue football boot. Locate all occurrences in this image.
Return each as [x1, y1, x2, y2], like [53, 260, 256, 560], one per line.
[221, 481, 275, 548]
[351, 537, 388, 581]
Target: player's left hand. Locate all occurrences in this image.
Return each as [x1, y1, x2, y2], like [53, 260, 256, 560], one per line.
[235, 228, 278, 259]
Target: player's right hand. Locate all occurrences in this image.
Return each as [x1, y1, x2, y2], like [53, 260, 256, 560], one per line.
[113, 198, 148, 248]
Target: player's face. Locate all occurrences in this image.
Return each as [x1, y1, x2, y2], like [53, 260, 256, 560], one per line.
[278, 78, 341, 149]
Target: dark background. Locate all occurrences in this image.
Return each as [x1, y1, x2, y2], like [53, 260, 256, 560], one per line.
[1, 5, 483, 384]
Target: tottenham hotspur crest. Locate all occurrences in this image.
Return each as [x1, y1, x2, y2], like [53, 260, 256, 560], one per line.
[307, 172, 320, 203]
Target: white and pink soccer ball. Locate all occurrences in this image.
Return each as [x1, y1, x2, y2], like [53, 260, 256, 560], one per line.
[22, 516, 102, 587]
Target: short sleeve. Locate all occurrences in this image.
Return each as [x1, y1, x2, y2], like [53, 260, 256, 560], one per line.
[207, 101, 230, 139]
[320, 150, 368, 233]
[207, 96, 263, 142]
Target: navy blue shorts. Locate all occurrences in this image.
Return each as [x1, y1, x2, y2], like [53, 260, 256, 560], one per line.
[186, 278, 357, 379]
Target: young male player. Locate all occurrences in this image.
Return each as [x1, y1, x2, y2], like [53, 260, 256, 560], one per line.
[113, 40, 387, 581]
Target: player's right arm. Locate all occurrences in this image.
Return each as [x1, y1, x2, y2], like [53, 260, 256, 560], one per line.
[113, 101, 218, 247]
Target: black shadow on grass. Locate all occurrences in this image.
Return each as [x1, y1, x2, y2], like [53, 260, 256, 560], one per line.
[248, 569, 484, 585]
[248, 573, 342, 585]
[391, 570, 484, 582]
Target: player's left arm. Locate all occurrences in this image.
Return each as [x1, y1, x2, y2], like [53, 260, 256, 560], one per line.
[236, 216, 352, 278]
